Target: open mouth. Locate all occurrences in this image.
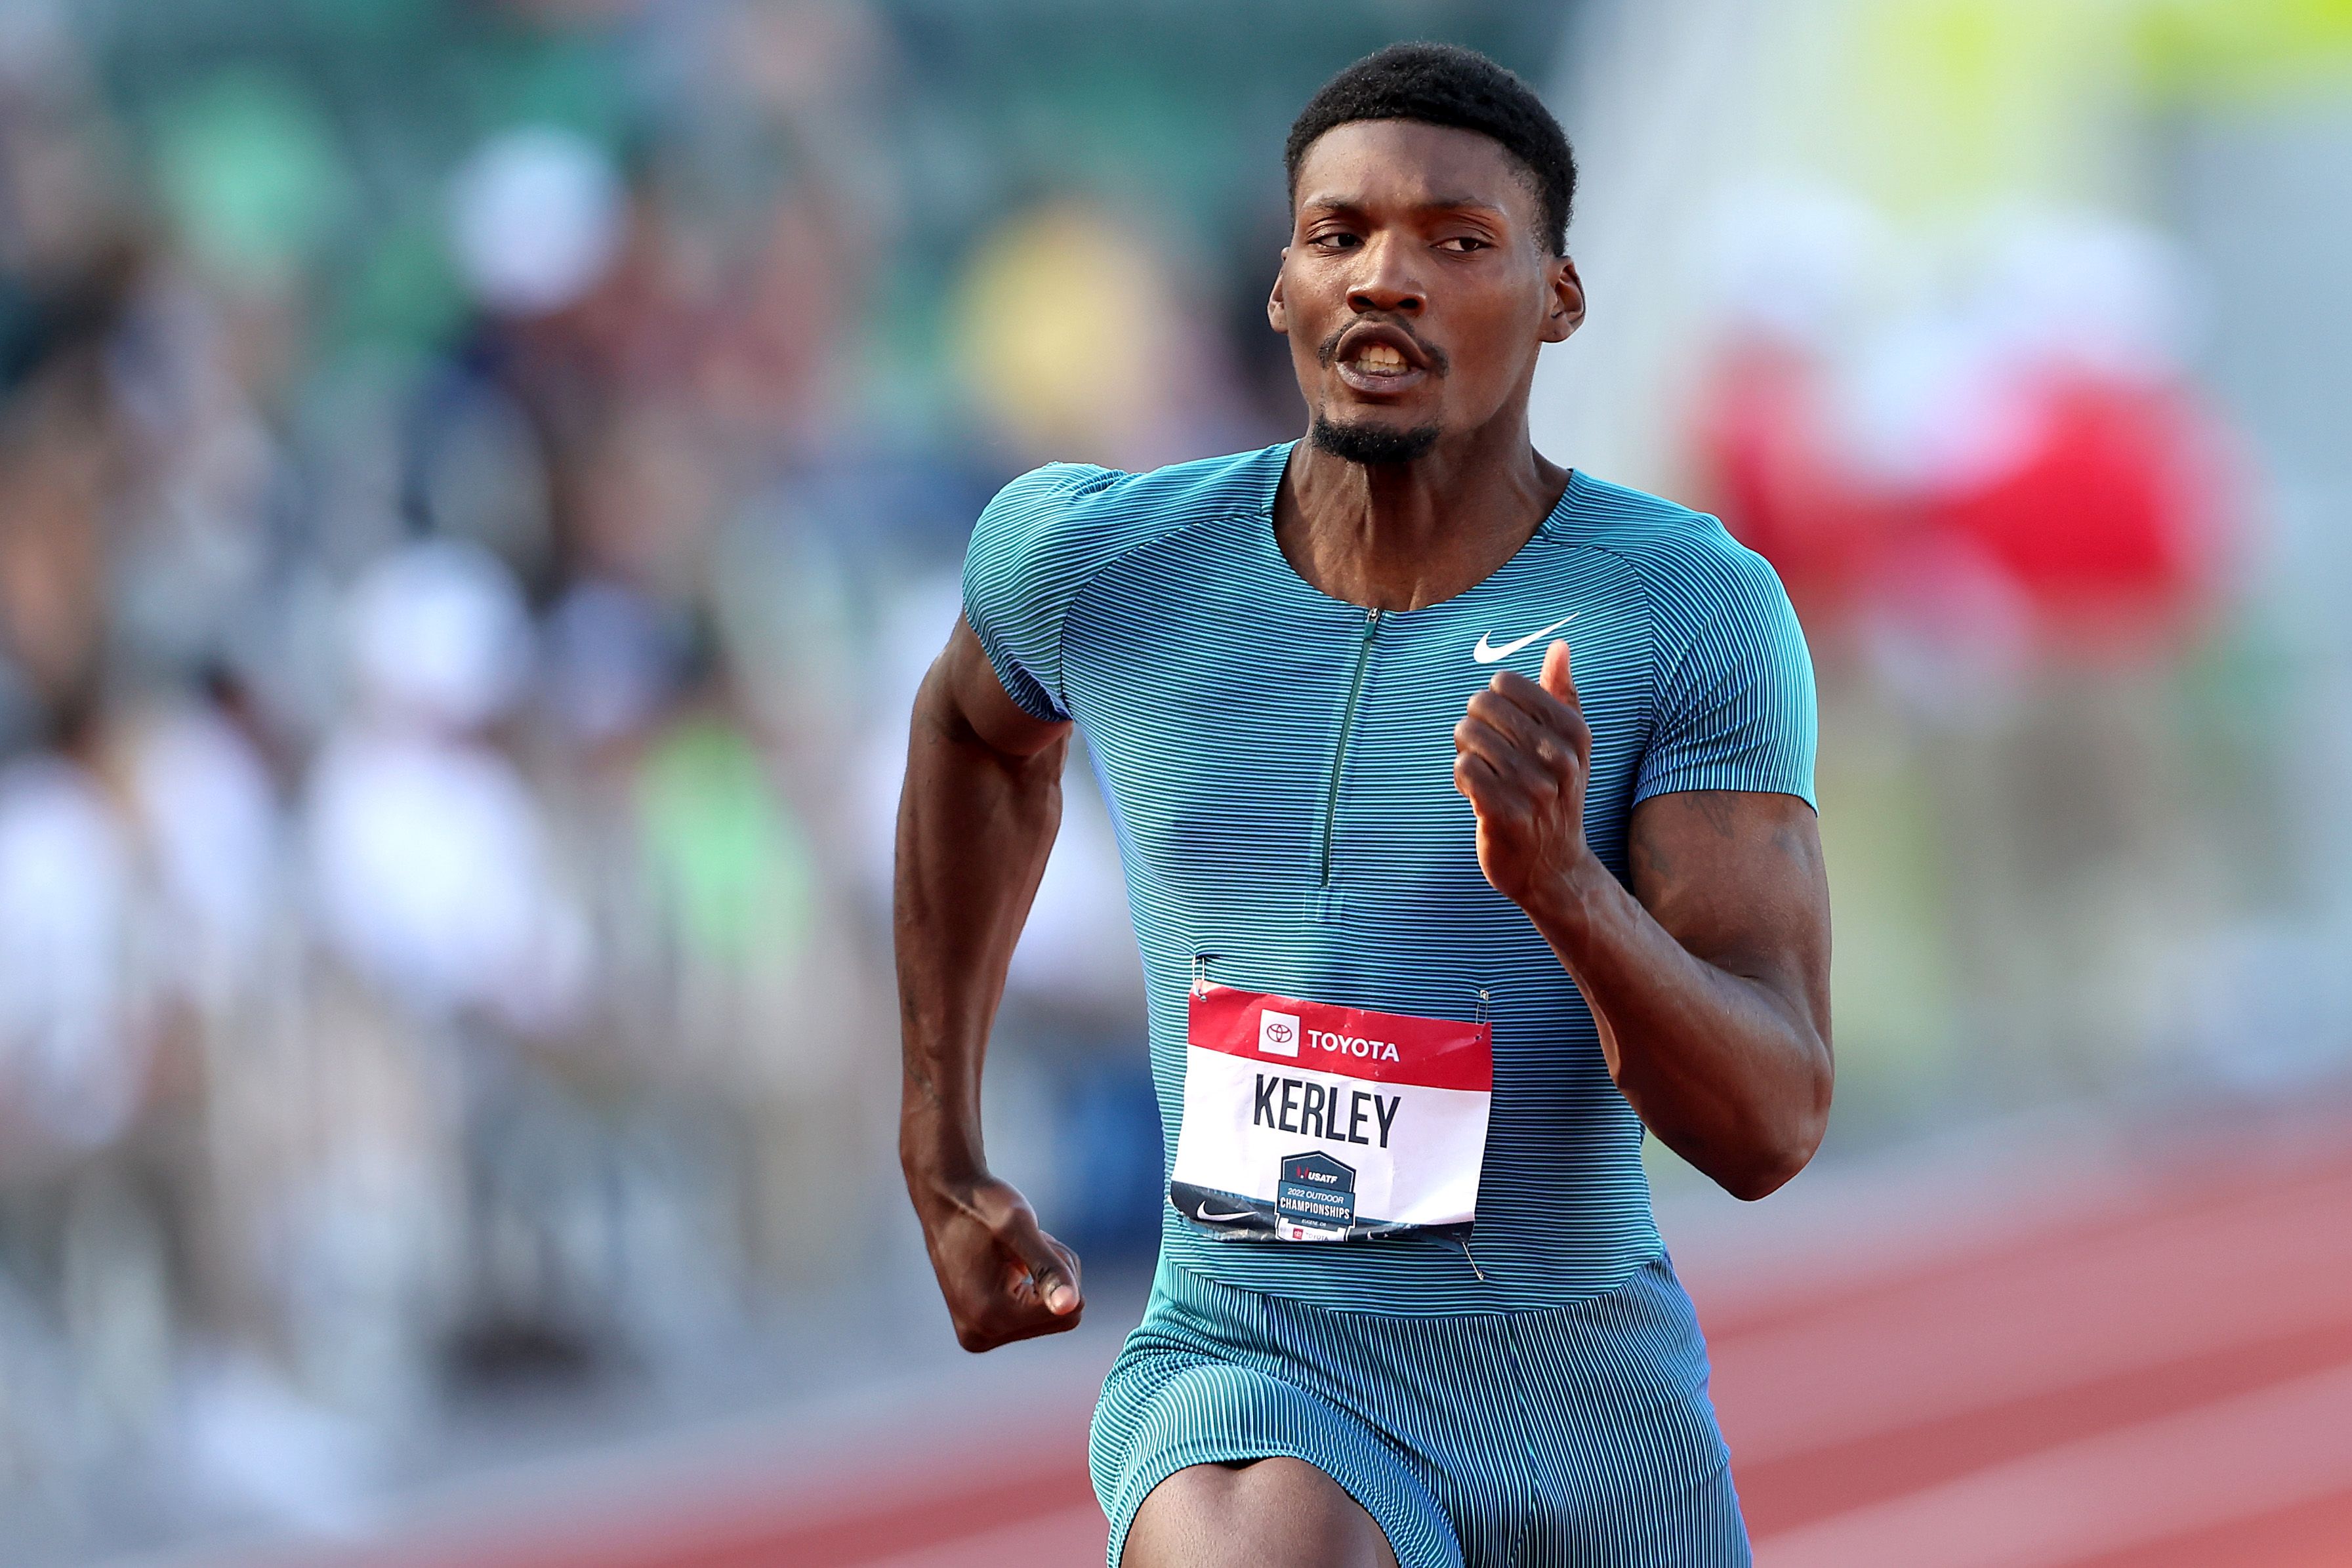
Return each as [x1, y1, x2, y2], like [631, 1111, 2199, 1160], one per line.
[1331, 324, 1436, 396]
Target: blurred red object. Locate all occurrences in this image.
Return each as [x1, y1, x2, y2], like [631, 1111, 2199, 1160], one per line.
[1926, 371, 2229, 648]
[1695, 339, 1900, 623]
[1696, 338, 2238, 655]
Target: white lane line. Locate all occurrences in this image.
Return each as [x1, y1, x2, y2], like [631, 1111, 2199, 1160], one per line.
[1712, 1178, 2352, 1462]
[1663, 1109, 2163, 1321]
[1752, 1360, 2352, 1568]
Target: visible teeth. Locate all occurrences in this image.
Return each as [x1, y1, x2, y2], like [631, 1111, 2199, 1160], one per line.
[1353, 344, 1408, 371]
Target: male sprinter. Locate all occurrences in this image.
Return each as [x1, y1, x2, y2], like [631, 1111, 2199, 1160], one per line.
[897, 43, 1830, 1568]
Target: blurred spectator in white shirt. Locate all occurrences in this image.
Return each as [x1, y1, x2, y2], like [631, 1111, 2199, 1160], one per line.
[303, 539, 585, 1034]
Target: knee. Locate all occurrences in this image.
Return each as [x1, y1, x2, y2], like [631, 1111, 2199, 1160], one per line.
[1125, 1458, 1396, 1568]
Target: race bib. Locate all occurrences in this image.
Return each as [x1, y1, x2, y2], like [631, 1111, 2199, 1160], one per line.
[1169, 981, 1493, 1241]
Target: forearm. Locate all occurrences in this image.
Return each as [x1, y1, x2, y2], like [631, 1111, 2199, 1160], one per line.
[1527, 853, 1830, 1198]
[891, 625, 1087, 1349]
[893, 671, 1065, 1184]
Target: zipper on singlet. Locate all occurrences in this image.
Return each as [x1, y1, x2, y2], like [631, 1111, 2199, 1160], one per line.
[1317, 607, 1381, 887]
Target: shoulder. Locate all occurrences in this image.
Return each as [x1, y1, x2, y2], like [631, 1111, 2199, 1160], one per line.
[968, 444, 1287, 581]
[962, 445, 1289, 718]
[1561, 472, 1768, 586]
[1556, 471, 1794, 638]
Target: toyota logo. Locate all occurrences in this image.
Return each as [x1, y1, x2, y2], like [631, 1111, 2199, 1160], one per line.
[1264, 1020, 1294, 1045]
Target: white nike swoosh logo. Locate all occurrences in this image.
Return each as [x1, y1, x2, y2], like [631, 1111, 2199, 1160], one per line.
[1195, 1202, 1254, 1223]
[1472, 611, 1577, 665]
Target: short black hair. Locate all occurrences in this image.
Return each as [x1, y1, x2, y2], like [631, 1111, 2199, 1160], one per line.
[1285, 43, 1576, 255]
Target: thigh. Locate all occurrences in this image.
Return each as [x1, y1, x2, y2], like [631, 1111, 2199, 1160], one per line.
[1092, 1269, 1462, 1568]
[1125, 1457, 1397, 1568]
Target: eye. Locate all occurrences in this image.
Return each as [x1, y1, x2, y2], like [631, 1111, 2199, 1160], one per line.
[1437, 236, 1493, 253]
[1310, 230, 1363, 251]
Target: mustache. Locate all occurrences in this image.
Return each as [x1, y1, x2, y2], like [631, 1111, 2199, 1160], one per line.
[1317, 320, 1449, 376]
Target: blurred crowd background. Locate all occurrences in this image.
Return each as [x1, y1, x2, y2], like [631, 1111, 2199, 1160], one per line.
[0, 0, 2344, 1560]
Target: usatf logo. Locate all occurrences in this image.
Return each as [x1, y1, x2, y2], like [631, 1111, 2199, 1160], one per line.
[1258, 1010, 1301, 1058]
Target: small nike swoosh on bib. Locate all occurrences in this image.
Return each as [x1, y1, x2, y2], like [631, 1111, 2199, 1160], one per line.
[1472, 611, 1577, 665]
[1195, 1203, 1254, 1223]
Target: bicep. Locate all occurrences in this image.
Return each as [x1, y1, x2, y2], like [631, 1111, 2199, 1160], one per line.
[1626, 790, 1830, 1034]
[928, 616, 1071, 761]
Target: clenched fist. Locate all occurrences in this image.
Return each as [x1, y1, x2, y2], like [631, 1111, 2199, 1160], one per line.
[906, 1166, 1084, 1352]
[1453, 639, 1593, 911]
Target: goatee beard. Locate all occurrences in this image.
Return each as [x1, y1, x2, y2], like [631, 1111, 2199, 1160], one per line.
[1311, 415, 1441, 466]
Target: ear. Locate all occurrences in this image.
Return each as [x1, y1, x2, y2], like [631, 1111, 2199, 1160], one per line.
[1267, 247, 1291, 335]
[1540, 254, 1586, 344]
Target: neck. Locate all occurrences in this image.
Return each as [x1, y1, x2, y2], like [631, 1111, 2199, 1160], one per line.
[1274, 405, 1566, 611]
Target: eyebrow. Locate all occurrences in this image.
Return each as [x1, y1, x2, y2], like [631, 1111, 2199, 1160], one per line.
[1300, 195, 1512, 217]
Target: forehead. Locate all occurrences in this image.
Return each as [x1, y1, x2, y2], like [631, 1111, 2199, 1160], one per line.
[1291, 119, 1542, 232]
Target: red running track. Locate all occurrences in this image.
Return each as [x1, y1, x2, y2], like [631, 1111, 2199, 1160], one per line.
[295, 1116, 2352, 1567]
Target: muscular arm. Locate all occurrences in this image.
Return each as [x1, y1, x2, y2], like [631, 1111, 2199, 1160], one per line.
[1456, 642, 1832, 1199]
[896, 617, 1086, 1348]
[1542, 790, 1830, 1197]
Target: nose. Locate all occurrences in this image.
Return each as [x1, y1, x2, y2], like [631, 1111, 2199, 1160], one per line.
[1346, 232, 1424, 316]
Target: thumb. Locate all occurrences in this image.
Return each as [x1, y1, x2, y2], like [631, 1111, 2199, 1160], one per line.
[999, 1210, 1083, 1315]
[1540, 639, 1577, 706]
